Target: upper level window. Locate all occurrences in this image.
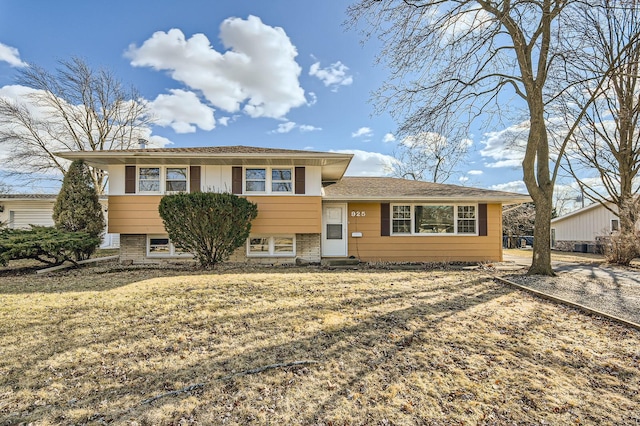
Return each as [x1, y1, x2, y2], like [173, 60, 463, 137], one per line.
[139, 167, 160, 192]
[272, 169, 292, 192]
[391, 204, 477, 235]
[166, 168, 187, 192]
[245, 167, 293, 193]
[245, 168, 266, 192]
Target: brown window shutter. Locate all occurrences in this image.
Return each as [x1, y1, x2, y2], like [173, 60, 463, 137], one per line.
[381, 203, 390, 236]
[125, 166, 136, 194]
[295, 167, 305, 194]
[232, 166, 243, 194]
[189, 166, 201, 193]
[478, 203, 488, 236]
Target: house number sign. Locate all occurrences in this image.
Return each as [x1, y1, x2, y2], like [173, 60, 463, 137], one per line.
[350, 211, 366, 217]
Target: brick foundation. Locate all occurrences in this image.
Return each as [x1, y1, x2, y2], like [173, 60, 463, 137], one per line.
[119, 233, 321, 265]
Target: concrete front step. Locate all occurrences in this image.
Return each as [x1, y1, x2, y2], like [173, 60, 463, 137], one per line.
[321, 257, 360, 267]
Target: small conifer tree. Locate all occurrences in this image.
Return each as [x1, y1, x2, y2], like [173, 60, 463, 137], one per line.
[53, 160, 105, 259]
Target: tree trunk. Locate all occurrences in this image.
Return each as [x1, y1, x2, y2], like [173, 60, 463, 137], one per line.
[528, 190, 555, 275]
[522, 104, 555, 276]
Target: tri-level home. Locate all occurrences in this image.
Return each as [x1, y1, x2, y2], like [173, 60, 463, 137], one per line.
[56, 145, 530, 264]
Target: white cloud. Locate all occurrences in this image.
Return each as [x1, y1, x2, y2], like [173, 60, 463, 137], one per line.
[306, 92, 318, 106]
[459, 176, 469, 183]
[217, 117, 230, 126]
[467, 170, 483, 175]
[352, 127, 373, 139]
[441, 8, 493, 41]
[309, 60, 353, 92]
[299, 124, 321, 132]
[489, 180, 528, 194]
[480, 121, 529, 168]
[0, 42, 28, 67]
[332, 149, 398, 176]
[148, 89, 215, 133]
[383, 133, 396, 143]
[126, 15, 306, 120]
[269, 122, 322, 134]
[272, 121, 297, 134]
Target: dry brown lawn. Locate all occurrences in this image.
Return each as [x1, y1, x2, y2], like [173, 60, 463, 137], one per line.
[0, 262, 639, 425]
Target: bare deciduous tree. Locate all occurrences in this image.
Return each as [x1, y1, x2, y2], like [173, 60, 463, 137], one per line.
[347, 0, 622, 275]
[558, 1, 640, 263]
[392, 131, 471, 183]
[0, 57, 153, 194]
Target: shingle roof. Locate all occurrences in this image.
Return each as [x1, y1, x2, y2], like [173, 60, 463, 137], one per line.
[0, 194, 58, 200]
[55, 145, 354, 181]
[323, 177, 531, 203]
[0, 194, 107, 200]
[79, 145, 330, 155]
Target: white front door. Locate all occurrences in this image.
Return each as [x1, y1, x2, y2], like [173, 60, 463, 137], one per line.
[322, 204, 347, 257]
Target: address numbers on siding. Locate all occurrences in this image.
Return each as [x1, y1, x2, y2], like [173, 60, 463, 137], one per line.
[350, 211, 366, 217]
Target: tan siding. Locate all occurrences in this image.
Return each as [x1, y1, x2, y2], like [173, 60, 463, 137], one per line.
[346, 202, 503, 262]
[108, 195, 321, 235]
[108, 196, 165, 234]
[247, 196, 321, 234]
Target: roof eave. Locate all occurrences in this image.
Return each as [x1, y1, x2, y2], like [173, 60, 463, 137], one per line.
[322, 195, 533, 203]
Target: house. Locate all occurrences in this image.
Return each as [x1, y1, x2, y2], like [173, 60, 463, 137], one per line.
[551, 201, 623, 253]
[55, 146, 531, 264]
[0, 194, 119, 249]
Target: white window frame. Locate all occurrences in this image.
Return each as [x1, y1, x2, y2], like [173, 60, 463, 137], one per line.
[147, 235, 193, 258]
[138, 167, 161, 193]
[165, 167, 188, 193]
[271, 168, 293, 193]
[137, 166, 189, 194]
[611, 219, 620, 232]
[247, 235, 296, 257]
[244, 167, 293, 194]
[390, 203, 479, 236]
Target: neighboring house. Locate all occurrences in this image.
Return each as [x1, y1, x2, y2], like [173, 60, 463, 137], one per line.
[56, 146, 530, 264]
[551, 202, 623, 253]
[0, 194, 118, 249]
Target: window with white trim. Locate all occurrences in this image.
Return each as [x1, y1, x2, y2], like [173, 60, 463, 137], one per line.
[247, 235, 295, 257]
[391, 204, 477, 235]
[392, 205, 411, 234]
[457, 205, 477, 234]
[137, 166, 189, 193]
[611, 219, 620, 232]
[139, 167, 160, 192]
[415, 205, 454, 234]
[147, 235, 192, 257]
[166, 167, 187, 192]
[245, 167, 293, 194]
[272, 169, 292, 192]
[245, 168, 266, 192]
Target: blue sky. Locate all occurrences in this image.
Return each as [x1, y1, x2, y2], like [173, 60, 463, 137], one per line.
[0, 0, 528, 194]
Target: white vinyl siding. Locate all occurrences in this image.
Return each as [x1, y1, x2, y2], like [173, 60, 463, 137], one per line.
[552, 203, 623, 242]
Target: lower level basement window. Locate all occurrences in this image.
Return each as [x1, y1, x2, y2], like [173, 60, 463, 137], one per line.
[147, 235, 192, 257]
[247, 235, 295, 257]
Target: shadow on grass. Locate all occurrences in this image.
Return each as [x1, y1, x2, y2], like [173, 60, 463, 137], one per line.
[1, 272, 513, 424]
[5, 268, 637, 425]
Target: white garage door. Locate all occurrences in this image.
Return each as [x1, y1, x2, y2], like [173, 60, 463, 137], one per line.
[9, 210, 55, 229]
